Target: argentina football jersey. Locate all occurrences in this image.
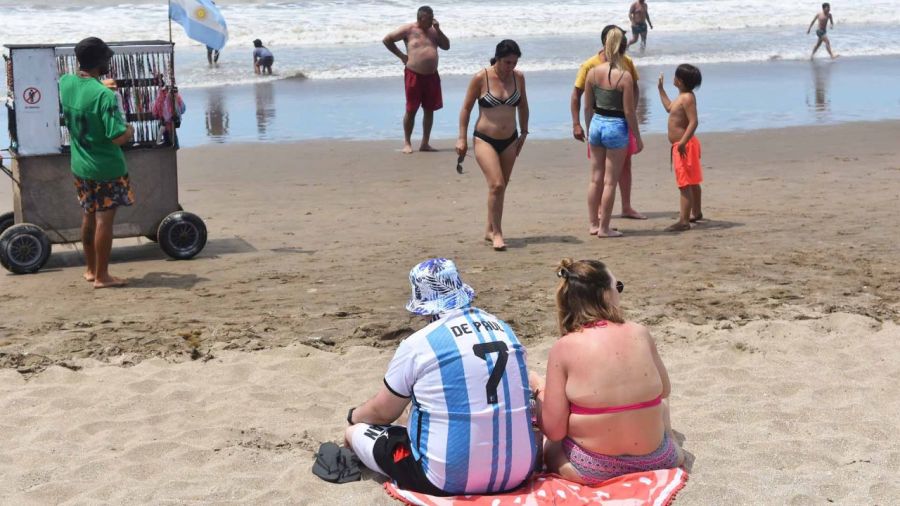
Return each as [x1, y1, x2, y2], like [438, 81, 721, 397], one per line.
[384, 307, 536, 494]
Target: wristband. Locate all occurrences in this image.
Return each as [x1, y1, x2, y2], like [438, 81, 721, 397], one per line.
[346, 407, 356, 425]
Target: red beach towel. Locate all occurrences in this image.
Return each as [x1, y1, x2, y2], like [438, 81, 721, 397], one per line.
[385, 468, 688, 506]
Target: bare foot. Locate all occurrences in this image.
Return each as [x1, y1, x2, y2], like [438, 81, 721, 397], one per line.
[83, 271, 95, 282]
[689, 213, 704, 223]
[665, 222, 692, 232]
[419, 144, 437, 152]
[93, 276, 128, 289]
[402, 144, 414, 154]
[589, 226, 600, 236]
[620, 209, 648, 220]
[492, 236, 507, 251]
[596, 229, 623, 238]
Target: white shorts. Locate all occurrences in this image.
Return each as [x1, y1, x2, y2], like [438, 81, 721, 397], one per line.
[348, 423, 393, 476]
[347, 423, 442, 494]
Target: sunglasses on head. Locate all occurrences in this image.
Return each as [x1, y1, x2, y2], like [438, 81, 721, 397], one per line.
[615, 281, 624, 293]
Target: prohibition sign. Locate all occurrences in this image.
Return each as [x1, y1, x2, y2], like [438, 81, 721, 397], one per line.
[23, 87, 42, 105]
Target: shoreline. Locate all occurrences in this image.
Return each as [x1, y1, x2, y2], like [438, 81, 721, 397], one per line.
[164, 117, 900, 148]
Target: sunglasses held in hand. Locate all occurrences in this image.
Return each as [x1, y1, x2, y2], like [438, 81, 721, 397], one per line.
[456, 154, 465, 174]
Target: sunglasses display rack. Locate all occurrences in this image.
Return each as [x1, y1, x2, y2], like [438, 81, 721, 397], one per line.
[56, 42, 178, 148]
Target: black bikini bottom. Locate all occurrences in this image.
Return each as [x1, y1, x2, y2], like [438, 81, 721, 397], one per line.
[594, 107, 625, 118]
[474, 130, 519, 154]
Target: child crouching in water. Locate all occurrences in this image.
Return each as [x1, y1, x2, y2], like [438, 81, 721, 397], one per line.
[658, 64, 702, 231]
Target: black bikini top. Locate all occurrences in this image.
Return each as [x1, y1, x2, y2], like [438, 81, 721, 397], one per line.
[478, 68, 521, 108]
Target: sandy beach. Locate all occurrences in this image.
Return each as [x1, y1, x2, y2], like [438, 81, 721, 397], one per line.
[1, 121, 899, 504]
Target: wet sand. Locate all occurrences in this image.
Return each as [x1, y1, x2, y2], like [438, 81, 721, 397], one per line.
[1, 121, 899, 504]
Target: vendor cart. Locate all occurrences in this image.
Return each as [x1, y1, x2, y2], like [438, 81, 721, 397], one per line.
[1, 40, 206, 274]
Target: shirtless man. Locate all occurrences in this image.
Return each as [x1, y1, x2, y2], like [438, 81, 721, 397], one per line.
[807, 3, 837, 60]
[383, 6, 450, 154]
[628, 0, 653, 52]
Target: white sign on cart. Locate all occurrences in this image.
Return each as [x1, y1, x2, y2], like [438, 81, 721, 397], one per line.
[10, 47, 62, 156]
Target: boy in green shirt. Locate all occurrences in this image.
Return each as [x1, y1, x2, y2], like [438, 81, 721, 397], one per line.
[59, 37, 134, 288]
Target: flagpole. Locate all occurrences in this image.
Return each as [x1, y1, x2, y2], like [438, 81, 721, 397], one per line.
[167, 0, 177, 147]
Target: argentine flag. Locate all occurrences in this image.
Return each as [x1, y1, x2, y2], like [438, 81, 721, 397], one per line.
[169, 0, 228, 51]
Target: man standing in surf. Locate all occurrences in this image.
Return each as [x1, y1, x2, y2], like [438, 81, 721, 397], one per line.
[383, 6, 450, 154]
[628, 0, 653, 52]
[807, 3, 837, 60]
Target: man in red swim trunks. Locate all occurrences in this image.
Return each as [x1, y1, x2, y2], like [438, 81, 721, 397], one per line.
[383, 6, 450, 154]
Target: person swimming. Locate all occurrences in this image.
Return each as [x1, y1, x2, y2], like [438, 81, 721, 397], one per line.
[252, 39, 275, 75]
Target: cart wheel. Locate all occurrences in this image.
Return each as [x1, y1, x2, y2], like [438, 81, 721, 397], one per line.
[145, 204, 183, 242]
[0, 223, 52, 274]
[157, 211, 207, 260]
[0, 212, 13, 237]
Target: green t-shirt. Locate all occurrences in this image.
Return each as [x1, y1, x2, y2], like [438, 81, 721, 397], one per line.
[59, 74, 128, 181]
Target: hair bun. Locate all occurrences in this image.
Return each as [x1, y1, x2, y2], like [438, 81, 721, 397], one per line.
[557, 258, 575, 279]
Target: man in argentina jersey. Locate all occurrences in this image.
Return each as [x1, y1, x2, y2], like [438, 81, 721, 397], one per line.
[345, 258, 537, 496]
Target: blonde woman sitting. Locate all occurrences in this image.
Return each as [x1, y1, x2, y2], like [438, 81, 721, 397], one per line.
[531, 258, 683, 483]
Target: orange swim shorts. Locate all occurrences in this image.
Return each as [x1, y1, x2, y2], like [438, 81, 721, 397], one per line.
[671, 136, 702, 188]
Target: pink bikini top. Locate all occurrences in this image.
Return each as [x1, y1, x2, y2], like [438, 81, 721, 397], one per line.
[569, 320, 664, 415]
[569, 395, 663, 415]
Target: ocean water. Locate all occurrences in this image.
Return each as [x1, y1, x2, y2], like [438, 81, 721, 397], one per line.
[2, 0, 900, 88]
[1, 1, 900, 147]
[164, 57, 900, 147]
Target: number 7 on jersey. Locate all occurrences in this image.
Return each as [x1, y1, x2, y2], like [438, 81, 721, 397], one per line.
[472, 341, 509, 404]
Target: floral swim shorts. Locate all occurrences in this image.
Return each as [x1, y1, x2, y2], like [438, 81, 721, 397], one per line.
[73, 175, 135, 213]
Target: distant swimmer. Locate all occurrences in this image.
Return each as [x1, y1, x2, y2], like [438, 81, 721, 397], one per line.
[807, 3, 838, 60]
[206, 46, 220, 66]
[628, 0, 653, 52]
[383, 5, 450, 154]
[253, 39, 274, 75]
[206, 1, 222, 66]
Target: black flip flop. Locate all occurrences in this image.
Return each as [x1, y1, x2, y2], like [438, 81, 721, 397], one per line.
[312, 442, 361, 484]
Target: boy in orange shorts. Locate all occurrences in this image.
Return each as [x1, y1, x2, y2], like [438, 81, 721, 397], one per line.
[657, 64, 702, 232]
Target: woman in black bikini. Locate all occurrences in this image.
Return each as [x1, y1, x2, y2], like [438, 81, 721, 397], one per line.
[457, 40, 529, 251]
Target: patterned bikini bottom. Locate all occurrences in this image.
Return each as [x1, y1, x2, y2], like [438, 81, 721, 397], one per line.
[562, 432, 680, 484]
